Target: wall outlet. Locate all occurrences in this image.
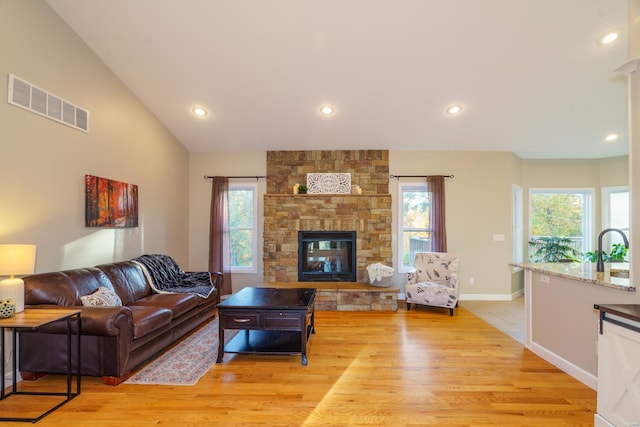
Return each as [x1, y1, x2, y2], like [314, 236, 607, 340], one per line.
[469, 277, 475, 285]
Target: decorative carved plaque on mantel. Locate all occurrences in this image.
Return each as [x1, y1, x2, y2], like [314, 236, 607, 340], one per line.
[306, 173, 352, 194]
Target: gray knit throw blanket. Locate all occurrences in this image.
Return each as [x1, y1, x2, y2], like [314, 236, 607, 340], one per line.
[133, 254, 214, 298]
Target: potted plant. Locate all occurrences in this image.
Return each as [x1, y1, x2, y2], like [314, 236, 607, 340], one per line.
[298, 185, 307, 194]
[584, 243, 628, 263]
[528, 236, 582, 263]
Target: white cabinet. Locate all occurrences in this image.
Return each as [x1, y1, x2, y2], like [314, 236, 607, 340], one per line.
[595, 309, 640, 426]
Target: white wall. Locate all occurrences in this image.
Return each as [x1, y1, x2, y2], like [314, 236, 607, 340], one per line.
[0, 0, 191, 271]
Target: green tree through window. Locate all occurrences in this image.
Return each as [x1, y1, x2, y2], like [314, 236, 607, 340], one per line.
[399, 183, 432, 269]
[228, 185, 256, 270]
[530, 193, 583, 237]
[528, 189, 593, 259]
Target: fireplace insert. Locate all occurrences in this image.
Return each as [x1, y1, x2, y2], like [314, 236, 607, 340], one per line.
[298, 231, 356, 282]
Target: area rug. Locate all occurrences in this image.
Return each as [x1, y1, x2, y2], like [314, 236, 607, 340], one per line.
[126, 316, 234, 386]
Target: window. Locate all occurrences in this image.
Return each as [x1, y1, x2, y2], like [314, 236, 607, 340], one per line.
[528, 188, 594, 259]
[602, 186, 629, 250]
[398, 181, 431, 272]
[512, 185, 523, 264]
[228, 183, 258, 273]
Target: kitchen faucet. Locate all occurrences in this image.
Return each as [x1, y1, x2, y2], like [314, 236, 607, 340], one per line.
[596, 228, 629, 272]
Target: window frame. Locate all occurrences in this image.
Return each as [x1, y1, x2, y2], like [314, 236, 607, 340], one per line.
[397, 180, 431, 274]
[601, 185, 629, 249]
[528, 187, 595, 257]
[512, 185, 524, 265]
[228, 182, 258, 274]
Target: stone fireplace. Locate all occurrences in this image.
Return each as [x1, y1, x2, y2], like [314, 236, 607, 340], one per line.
[263, 150, 392, 283]
[298, 231, 356, 282]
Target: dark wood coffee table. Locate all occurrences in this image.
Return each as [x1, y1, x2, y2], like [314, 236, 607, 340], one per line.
[216, 287, 316, 365]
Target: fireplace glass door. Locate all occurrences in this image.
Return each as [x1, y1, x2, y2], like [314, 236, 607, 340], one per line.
[298, 231, 356, 282]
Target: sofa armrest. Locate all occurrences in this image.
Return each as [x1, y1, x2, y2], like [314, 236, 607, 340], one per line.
[24, 305, 133, 336]
[210, 271, 223, 288]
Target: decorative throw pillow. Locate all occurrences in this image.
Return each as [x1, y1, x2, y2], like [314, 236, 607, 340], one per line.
[80, 287, 122, 307]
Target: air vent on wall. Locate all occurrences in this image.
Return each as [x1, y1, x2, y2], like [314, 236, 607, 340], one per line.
[7, 74, 89, 133]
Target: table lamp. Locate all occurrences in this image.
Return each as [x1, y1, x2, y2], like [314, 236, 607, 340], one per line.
[0, 244, 37, 313]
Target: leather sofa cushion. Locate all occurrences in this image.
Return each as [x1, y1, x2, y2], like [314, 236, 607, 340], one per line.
[24, 268, 115, 306]
[97, 261, 153, 305]
[127, 306, 172, 339]
[128, 293, 200, 319]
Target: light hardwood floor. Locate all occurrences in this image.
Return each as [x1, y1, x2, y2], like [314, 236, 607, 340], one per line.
[1, 306, 594, 426]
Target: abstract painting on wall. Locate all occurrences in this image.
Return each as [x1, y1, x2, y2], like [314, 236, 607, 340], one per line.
[85, 175, 138, 228]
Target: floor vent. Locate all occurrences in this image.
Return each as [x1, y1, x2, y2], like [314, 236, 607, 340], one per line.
[7, 74, 89, 133]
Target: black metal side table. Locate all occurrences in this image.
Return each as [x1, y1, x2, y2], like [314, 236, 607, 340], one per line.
[0, 309, 81, 422]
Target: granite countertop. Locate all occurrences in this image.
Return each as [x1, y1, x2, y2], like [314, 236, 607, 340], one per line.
[513, 262, 635, 292]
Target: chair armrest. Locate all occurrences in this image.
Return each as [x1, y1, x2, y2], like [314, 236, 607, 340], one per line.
[448, 272, 458, 290]
[406, 267, 417, 284]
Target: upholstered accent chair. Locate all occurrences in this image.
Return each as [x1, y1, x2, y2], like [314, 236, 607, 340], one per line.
[405, 252, 459, 315]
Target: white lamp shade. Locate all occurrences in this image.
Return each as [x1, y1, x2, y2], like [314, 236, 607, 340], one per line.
[0, 244, 36, 313]
[0, 244, 36, 277]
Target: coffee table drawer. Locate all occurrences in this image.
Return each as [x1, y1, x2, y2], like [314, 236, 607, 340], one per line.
[222, 311, 259, 328]
[264, 311, 302, 328]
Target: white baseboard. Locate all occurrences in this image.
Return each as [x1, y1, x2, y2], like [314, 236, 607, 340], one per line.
[400, 289, 525, 302]
[459, 289, 523, 301]
[530, 341, 597, 390]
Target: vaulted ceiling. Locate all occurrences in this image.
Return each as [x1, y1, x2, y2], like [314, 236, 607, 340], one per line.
[46, 0, 629, 159]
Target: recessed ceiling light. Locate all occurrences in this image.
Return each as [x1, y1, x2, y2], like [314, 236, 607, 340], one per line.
[192, 107, 208, 117]
[598, 31, 620, 45]
[320, 105, 335, 116]
[605, 133, 619, 142]
[446, 105, 463, 115]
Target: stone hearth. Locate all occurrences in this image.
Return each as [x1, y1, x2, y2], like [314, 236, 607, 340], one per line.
[258, 282, 399, 311]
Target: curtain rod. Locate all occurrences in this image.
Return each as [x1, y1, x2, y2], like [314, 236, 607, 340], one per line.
[204, 175, 266, 180]
[389, 174, 454, 179]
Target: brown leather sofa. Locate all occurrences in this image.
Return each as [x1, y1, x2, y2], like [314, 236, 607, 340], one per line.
[19, 259, 220, 385]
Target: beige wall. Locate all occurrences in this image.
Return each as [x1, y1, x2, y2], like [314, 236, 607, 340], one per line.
[599, 155, 629, 187]
[389, 151, 516, 298]
[0, 0, 190, 272]
[188, 150, 630, 298]
[530, 270, 640, 380]
[188, 152, 267, 290]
